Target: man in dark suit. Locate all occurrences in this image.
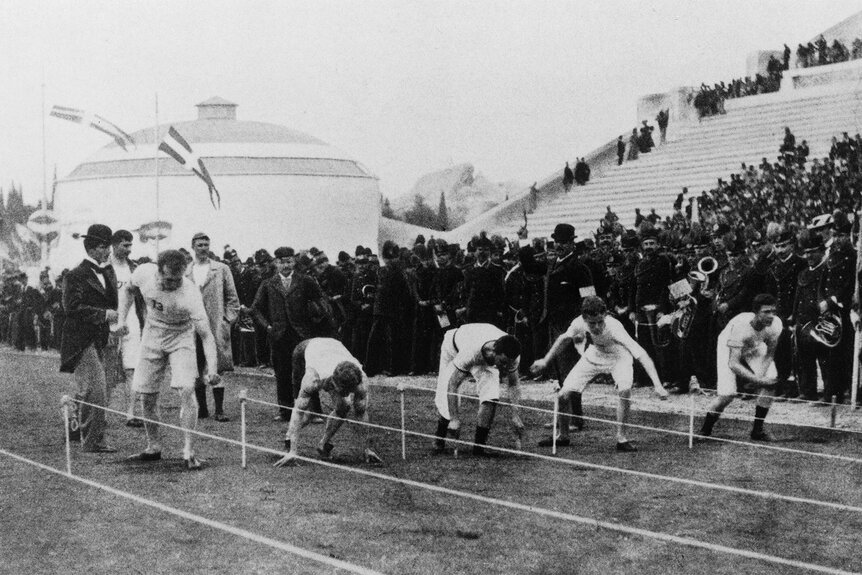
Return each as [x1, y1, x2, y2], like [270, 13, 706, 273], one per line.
[60, 224, 119, 453]
[537, 224, 593, 445]
[462, 237, 505, 328]
[253, 247, 330, 421]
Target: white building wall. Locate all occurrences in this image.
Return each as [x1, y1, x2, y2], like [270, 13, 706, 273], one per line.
[52, 173, 379, 268]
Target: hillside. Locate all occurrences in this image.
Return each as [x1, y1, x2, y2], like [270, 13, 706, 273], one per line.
[390, 163, 524, 228]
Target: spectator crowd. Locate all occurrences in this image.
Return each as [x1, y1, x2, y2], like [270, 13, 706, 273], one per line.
[2, 124, 861, 444]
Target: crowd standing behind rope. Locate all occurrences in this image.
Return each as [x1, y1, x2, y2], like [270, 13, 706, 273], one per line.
[1, 128, 861, 458]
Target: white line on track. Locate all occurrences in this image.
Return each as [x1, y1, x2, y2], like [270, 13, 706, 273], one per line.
[0, 447, 384, 575]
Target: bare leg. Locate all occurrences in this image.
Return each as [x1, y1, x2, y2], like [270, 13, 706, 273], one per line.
[179, 387, 198, 459]
[616, 389, 631, 443]
[140, 392, 161, 453]
[125, 369, 137, 420]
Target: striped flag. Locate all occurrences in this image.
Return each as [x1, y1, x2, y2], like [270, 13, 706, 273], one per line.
[159, 126, 221, 209]
[49, 105, 135, 151]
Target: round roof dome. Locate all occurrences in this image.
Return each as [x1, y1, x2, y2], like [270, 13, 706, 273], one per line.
[64, 97, 374, 182]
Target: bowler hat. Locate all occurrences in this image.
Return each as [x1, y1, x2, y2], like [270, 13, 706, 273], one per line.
[192, 232, 210, 243]
[254, 249, 272, 265]
[274, 247, 295, 259]
[551, 223, 576, 243]
[81, 224, 113, 245]
[473, 237, 494, 250]
[381, 240, 399, 260]
[337, 251, 351, 264]
[639, 227, 659, 242]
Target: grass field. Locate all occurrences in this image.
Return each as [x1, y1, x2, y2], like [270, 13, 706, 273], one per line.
[1, 349, 861, 575]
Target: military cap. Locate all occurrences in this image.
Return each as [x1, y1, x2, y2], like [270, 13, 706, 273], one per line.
[807, 213, 832, 231]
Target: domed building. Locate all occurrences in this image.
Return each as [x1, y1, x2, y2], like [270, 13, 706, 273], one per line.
[52, 97, 379, 266]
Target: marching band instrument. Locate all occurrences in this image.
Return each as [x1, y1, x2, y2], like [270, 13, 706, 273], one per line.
[697, 257, 718, 292]
[640, 304, 670, 348]
[670, 296, 697, 339]
[801, 311, 843, 348]
[361, 284, 376, 299]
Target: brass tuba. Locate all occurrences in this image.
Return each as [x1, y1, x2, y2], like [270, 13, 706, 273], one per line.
[697, 257, 718, 292]
[671, 295, 698, 339]
[802, 312, 843, 348]
[640, 304, 671, 348]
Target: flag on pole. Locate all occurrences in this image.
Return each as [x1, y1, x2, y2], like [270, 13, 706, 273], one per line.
[49, 105, 135, 151]
[158, 126, 221, 209]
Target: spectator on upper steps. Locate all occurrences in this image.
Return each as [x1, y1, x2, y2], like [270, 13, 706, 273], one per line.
[617, 136, 626, 166]
[656, 109, 669, 145]
[638, 121, 655, 154]
[634, 208, 645, 229]
[574, 158, 590, 186]
[563, 162, 574, 193]
[627, 129, 639, 162]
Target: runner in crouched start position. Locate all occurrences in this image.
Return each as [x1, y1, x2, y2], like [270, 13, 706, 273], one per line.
[699, 294, 782, 441]
[117, 249, 220, 470]
[531, 296, 668, 452]
[275, 337, 381, 466]
[433, 323, 524, 457]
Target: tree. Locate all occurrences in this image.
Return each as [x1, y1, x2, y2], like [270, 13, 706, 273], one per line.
[404, 193, 439, 230]
[6, 183, 29, 225]
[381, 196, 396, 219]
[437, 191, 449, 231]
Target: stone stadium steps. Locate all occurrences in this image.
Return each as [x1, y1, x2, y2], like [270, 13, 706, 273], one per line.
[488, 87, 862, 240]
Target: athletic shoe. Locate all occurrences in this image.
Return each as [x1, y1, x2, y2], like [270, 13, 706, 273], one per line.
[125, 418, 144, 428]
[213, 413, 231, 422]
[127, 450, 162, 462]
[750, 430, 774, 442]
[615, 441, 637, 452]
[538, 436, 570, 447]
[184, 455, 207, 470]
[317, 442, 334, 460]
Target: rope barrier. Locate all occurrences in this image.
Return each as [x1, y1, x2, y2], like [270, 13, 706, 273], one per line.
[242, 390, 862, 466]
[49, 398, 862, 573]
[233, 395, 862, 513]
[0, 447, 384, 575]
[392, 381, 862, 439]
[390, 380, 862, 436]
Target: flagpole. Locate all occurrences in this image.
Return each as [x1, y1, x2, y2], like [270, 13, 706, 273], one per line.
[154, 93, 160, 254]
[40, 75, 48, 270]
[852, 207, 862, 408]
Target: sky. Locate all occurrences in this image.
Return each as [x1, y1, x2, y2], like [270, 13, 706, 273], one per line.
[1, 0, 860, 206]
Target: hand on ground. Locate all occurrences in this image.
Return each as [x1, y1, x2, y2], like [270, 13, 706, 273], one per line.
[364, 448, 383, 464]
